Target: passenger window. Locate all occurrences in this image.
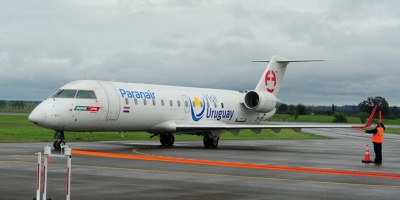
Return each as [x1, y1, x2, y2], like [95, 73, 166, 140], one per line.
[207, 102, 210, 108]
[200, 102, 203, 107]
[185, 101, 188, 107]
[53, 90, 77, 98]
[125, 98, 129, 105]
[170, 100, 173, 106]
[152, 99, 156, 106]
[76, 90, 96, 99]
[161, 100, 165, 106]
[143, 99, 147, 105]
[214, 102, 217, 108]
[193, 101, 196, 107]
[221, 103, 224, 108]
[134, 99, 138, 105]
[177, 100, 181, 107]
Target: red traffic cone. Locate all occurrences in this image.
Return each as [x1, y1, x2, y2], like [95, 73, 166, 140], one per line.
[362, 144, 373, 163]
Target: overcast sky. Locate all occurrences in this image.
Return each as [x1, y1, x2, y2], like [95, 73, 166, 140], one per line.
[1, 0, 399, 106]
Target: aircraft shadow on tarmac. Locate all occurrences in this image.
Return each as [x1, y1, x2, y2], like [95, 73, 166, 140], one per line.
[98, 141, 312, 153]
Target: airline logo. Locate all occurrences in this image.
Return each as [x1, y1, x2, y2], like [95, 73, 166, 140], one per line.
[190, 95, 234, 121]
[190, 97, 206, 121]
[265, 70, 276, 93]
[119, 89, 155, 99]
[74, 106, 101, 113]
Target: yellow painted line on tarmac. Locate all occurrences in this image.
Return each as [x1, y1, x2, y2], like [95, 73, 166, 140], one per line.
[132, 147, 157, 157]
[9, 155, 35, 158]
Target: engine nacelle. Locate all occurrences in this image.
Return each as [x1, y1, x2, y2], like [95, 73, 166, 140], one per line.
[243, 91, 277, 113]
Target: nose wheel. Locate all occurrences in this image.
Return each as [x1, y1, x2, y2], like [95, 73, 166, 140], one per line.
[53, 131, 66, 150]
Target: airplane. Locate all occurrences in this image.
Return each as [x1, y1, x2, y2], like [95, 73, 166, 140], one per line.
[28, 55, 377, 149]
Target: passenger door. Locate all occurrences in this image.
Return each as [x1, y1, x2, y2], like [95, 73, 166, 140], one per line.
[99, 82, 121, 120]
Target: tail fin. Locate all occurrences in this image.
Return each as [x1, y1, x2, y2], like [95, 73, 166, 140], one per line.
[253, 55, 328, 97]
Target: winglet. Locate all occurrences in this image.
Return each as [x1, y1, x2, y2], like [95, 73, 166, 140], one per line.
[352, 105, 378, 129]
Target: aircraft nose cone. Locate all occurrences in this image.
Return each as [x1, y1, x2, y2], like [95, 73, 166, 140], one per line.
[28, 108, 47, 126]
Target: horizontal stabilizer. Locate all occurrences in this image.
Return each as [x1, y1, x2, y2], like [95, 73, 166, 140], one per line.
[252, 59, 329, 63]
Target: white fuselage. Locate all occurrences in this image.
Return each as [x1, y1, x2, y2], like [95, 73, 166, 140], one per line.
[30, 80, 275, 134]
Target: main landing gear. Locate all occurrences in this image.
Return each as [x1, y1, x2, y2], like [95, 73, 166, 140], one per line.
[203, 132, 219, 148]
[53, 131, 66, 150]
[160, 134, 175, 146]
[158, 132, 219, 148]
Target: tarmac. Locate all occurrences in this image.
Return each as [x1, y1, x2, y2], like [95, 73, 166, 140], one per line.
[1, 127, 400, 199]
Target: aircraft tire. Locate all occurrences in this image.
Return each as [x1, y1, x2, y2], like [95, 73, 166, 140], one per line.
[59, 141, 65, 149]
[203, 132, 219, 148]
[203, 138, 219, 148]
[52, 141, 65, 150]
[160, 134, 174, 146]
[160, 136, 167, 146]
[210, 138, 219, 148]
[167, 134, 175, 146]
[203, 140, 211, 148]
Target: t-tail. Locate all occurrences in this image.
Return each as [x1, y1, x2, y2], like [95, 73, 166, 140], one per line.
[254, 55, 329, 97]
[243, 56, 328, 114]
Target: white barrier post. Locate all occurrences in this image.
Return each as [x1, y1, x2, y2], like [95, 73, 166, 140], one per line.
[43, 146, 51, 200]
[64, 147, 72, 200]
[36, 145, 72, 200]
[35, 152, 41, 200]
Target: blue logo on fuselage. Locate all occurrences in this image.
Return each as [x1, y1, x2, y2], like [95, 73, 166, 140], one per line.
[189, 98, 206, 121]
[189, 96, 234, 121]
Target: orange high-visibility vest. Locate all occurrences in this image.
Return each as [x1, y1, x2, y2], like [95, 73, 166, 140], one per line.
[372, 127, 384, 143]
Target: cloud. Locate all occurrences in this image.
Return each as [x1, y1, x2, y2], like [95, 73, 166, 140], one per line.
[1, 0, 400, 106]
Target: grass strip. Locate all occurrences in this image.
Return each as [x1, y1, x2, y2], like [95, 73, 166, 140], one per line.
[0, 115, 328, 143]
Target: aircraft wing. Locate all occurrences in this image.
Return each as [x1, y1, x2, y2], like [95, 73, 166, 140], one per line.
[175, 106, 377, 133]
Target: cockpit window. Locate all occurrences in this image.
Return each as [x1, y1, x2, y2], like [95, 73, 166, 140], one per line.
[76, 90, 96, 99]
[52, 90, 77, 98]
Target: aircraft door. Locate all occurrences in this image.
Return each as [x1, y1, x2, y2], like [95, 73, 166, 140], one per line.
[99, 82, 120, 120]
[235, 105, 247, 122]
[182, 95, 189, 113]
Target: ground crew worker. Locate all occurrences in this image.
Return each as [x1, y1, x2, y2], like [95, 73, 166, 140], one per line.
[365, 122, 385, 165]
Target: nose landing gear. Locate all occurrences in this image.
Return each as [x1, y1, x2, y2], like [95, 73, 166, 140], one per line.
[53, 131, 66, 150]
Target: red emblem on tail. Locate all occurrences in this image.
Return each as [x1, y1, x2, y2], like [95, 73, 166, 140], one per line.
[265, 70, 276, 93]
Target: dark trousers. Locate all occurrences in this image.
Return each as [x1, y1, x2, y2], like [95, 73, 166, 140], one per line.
[373, 142, 382, 164]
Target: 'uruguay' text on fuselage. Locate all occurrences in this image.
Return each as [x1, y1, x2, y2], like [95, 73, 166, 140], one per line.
[206, 108, 234, 120]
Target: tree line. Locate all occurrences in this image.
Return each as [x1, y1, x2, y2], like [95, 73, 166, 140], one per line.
[0, 101, 40, 112]
[277, 96, 400, 121]
[0, 101, 26, 109]
[1, 96, 399, 120]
